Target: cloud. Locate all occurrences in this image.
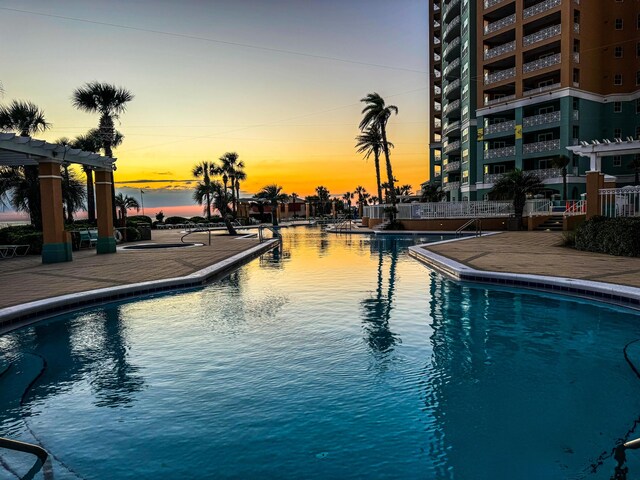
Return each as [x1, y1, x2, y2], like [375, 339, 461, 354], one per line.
[114, 179, 192, 184]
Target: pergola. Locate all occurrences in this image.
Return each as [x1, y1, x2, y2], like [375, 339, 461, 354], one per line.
[0, 133, 117, 263]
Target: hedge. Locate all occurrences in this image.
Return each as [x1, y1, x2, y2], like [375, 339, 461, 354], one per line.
[164, 216, 189, 225]
[127, 215, 152, 225]
[574, 216, 640, 257]
[0, 225, 43, 254]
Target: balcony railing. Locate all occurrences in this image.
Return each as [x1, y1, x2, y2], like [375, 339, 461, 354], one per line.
[484, 67, 516, 85]
[527, 167, 564, 180]
[444, 160, 461, 172]
[484, 119, 515, 135]
[485, 145, 516, 159]
[443, 57, 460, 78]
[573, 52, 580, 63]
[484, 14, 516, 35]
[484, 0, 507, 8]
[443, 120, 461, 135]
[523, 0, 561, 19]
[444, 0, 460, 20]
[525, 82, 560, 95]
[484, 41, 516, 60]
[522, 24, 561, 47]
[443, 37, 461, 59]
[444, 141, 461, 154]
[574, 22, 580, 34]
[522, 110, 561, 127]
[443, 181, 461, 192]
[523, 53, 561, 74]
[484, 94, 516, 106]
[483, 172, 504, 184]
[444, 79, 461, 97]
[443, 16, 461, 40]
[600, 186, 640, 218]
[522, 139, 561, 154]
[443, 99, 461, 116]
[393, 200, 514, 218]
[434, 86, 442, 96]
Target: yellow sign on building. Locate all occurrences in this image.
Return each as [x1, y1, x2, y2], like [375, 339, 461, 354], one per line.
[477, 128, 483, 141]
[515, 124, 522, 139]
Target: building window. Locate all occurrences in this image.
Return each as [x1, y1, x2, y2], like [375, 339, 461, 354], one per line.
[573, 126, 580, 139]
[493, 141, 506, 149]
[614, 101, 622, 112]
[573, 69, 580, 85]
[613, 156, 622, 167]
[636, 99, 640, 114]
[538, 132, 554, 142]
[573, 98, 579, 110]
[615, 18, 623, 30]
[539, 158, 552, 169]
[539, 105, 554, 114]
[615, 46, 624, 58]
[614, 74, 623, 85]
[538, 79, 554, 88]
[614, 128, 622, 138]
[494, 165, 506, 174]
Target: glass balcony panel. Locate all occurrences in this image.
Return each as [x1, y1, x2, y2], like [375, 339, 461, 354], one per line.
[443, 160, 461, 172]
[444, 141, 461, 154]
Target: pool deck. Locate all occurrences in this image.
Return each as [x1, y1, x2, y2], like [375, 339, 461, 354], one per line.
[409, 231, 640, 309]
[0, 229, 278, 330]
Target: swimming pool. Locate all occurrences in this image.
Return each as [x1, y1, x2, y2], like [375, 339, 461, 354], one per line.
[1, 227, 639, 479]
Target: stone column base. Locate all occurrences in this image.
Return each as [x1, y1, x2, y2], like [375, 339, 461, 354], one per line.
[97, 237, 117, 254]
[42, 242, 72, 263]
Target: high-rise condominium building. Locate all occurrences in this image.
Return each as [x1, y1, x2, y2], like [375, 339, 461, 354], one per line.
[428, 0, 640, 201]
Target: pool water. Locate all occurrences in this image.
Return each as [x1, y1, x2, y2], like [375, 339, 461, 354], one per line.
[1, 227, 640, 479]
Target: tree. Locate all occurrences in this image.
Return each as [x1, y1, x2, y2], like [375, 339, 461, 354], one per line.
[255, 184, 288, 226]
[192, 161, 218, 220]
[420, 184, 446, 203]
[354, 186, 368, 217]
[355, 126, 390, 203]
[488, 169, 544, 229]
[0, 100, 51, 229]
[72, 82, 133, 224]
[114, 193, 140, 224]
[395, 184, 412, 199]
[315, 186, 330, 215]
[193, 180, 220, 219]
[552, 155, 571, 200]
[359, 93, 398, 211]
[155, 211, 165, 223]
[289, 192, 299, 218]
[342, 191, 354, 217]
[61, 167, 87, 223]
[219, 152, 244, 217]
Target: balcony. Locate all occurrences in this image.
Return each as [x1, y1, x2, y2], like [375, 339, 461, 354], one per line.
[482, 172, 504, 184]
[526, 167, 564, 180]
[523, 0, 561, 19]
[484, 0, 508, 8]
[434, 103, 442, 112]
[522, 24, 561, 47]
[526, 82, 560, 95]
[444, 140, 461, 154]
[443, 37, 461, 60]
[444, 0, 460, 21]
[574, 22, 580, 34]
[484, 94, 516, 106]
[485, 145, 516, 159]
[444, 79, 461, 98]
[443, 99, 461, 116]
[484, 119, 515, 135]
[484, 67, 516, 85]
[523, 53, 561, 74]
[443, 181, 461, 192]
[443, 120, 461, 135]
[484, 41, 516, 60]
[523, 139, 561, 154]
[522, 110, 561, 127]
[443, 16, 461, 41]
[443, 57, 460, 78]
[444, 160, 461, 172]
[573, 52, 579, 63]
[434, 86, 442, 97]
[484, 14, 516, 35]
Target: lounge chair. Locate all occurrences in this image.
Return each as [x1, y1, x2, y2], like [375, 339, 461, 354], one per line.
[0, 245, 30, 258]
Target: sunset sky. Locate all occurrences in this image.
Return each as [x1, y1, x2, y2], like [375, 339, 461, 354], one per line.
[0, 0, 428, 215]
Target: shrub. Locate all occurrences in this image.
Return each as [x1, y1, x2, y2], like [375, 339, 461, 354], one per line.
[189, 216, 207, 224]
[124, 226, 141, 242]
[127, 215, 152, 225]
[164, 216, 189, 225]
[574, 216, 640, 257]
[0, 225, 42, 254]
[383, 220, 404, 231]
[561, 231, 576, 247]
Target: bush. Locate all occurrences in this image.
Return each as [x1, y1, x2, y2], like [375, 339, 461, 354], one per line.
[164, 216, 189, 225]
[0, 225, 42, 254]
[189, 216, 207, 224]
[561, 231, 576, 247]
[574, 216, 640, 257]
[383, 220, 404, 231]
[127, 215, 152, 226]
[123, 226, 141, 242]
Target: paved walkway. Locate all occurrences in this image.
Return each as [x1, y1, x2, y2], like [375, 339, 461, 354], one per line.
[424, 232, 640, 288]
[0, 230, 263, 308]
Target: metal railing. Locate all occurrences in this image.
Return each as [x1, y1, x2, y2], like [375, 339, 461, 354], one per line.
[485, 145, 516, 159]
[523, 0, 561, 19]
[484, 119, 515, 135]
[527, 167, 564, 180]
[522, 110, 561, 127]
[456, 218, 482, 236]
[443, 99, 461, 116]
[485, 67, 516, 85]
[444, 160, 461, 172]
[485, 94, 516, 106]
[443, 0, 460, 20]
[522, 24, 561, 47]
[523, 53, 561, 74]
[523, 139, 560, 154]
[258, 225, 283, 242]
[443, 120, 461, 135]
[397, 201, 513, 219]
[443, 181, 461, 192]
[444, 141, 461, 154]
[484, 41, 516, 60]
[443, 16, 461, 40]
[484, 14, 516, 35]
[443, 78, 461, 96]
[525, 82, 561, 95]
[442, 37, 461, 59]
[0, 437, 49, 480]
[484, 0, 507, 8]
[564, 200, 587, 216]
[443, 57, 460, 78]
[600, 186, 640, 218]
[524, 199, 553, 216]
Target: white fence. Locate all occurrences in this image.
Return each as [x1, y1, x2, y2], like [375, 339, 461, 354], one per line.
[600, 186, 640, 218]
[364, 201, 513, 220]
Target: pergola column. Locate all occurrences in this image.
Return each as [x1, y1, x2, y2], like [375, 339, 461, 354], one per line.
[585, 170, 604, 219]
[305, 202, 310, 219]
[284, 203, 289, 219]
[95, 168, 116, 254]
[39, 161, 72, 263]
[331, 201, 336, 218]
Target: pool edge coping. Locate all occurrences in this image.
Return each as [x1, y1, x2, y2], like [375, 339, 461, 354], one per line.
[408, 236, 640, 311]
[0, 239, 279, 335]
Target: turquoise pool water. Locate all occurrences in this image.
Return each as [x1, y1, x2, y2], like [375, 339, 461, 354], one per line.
[1, 227, 640, 479]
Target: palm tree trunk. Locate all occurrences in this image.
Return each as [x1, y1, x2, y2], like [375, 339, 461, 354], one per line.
[373, 151, 383, 203]
[24, 166, 42, 230]
[85, 168, 96, 223]
[379, 125, 396, 222]
[206, 193, 211, 220]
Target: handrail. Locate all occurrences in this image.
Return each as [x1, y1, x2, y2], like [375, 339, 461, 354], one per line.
[0, 437, 48, 480]
[334, 219, 353, 234]
[181, 227, 212, 246]
[258, 225, 282, 243]
[456, 218, 482, 236]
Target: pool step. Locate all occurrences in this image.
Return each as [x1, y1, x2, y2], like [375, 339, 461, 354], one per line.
[535, 215, 564, 232]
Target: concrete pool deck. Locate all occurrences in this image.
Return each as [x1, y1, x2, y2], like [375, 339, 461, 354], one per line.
[0, 229, 278, 331]
[409, 231, 640, 309]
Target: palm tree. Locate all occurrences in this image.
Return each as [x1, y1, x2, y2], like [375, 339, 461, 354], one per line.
[370, 195, 380, 205]
[219, 152, 244, 216]
[355, 126, 392, 203]
[628, 156, 640, 185]
[114, 193, 140, 224]
[353, 186, 368, 217]
[72, 82, 134, 224]
[488, 169, 544, 229]
[61, 167, 87, 223]
[255, 184, 288, 226]
[342, 191, 354, 217]
[420, 184, 446, 203]
[395, 184, 412, 199]
[552, 155, 571, 200]
[193, 180, 220, 218]
[192, 161, 218, 220]
[315, 185, 330, 215]
[289, 192, 299, 218]
[359, 93, 398, 210]
[71, 130, 102, 223]
[0, 100, 51, 229]
[233, 168, 246, 216]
